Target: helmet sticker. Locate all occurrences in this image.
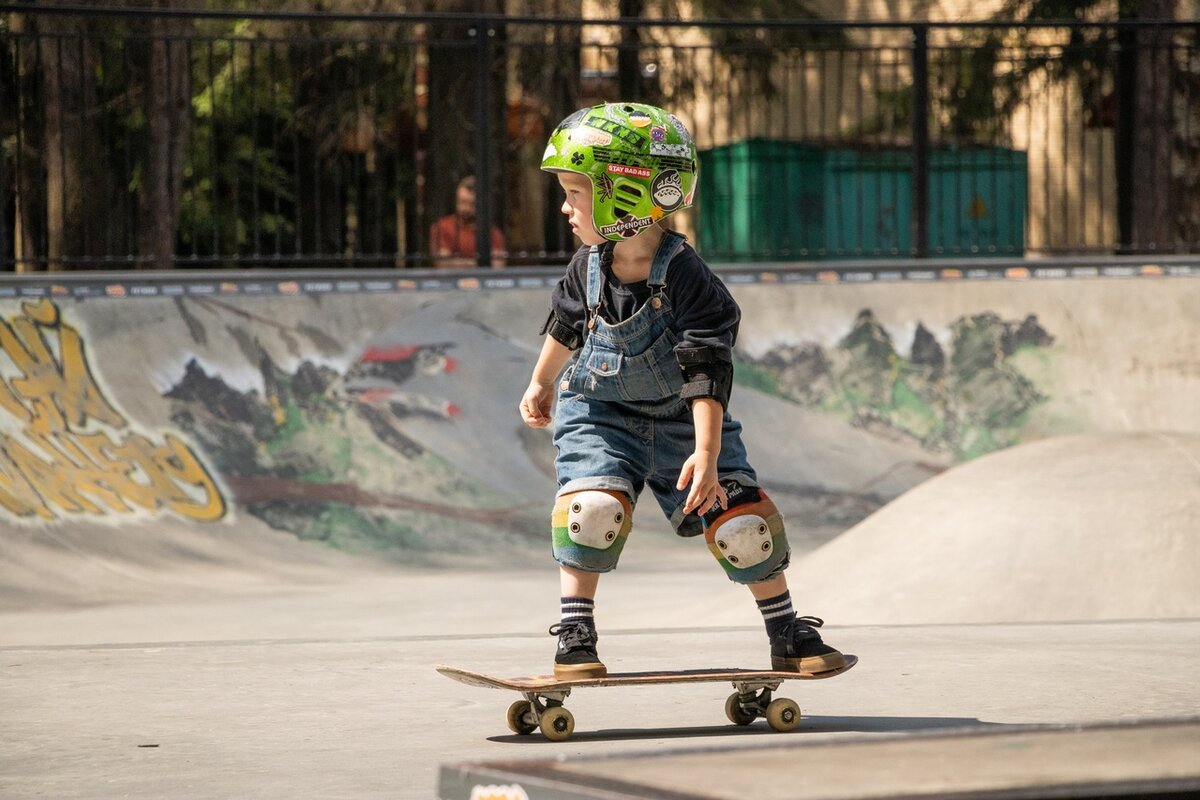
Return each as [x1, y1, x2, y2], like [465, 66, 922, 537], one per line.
[593, 146, 693, 175]
[583, 114, 644, 150]
[668, 114, 694, 144]
[558, 108, 589, 131]
[599, 214, 654, 238]
[570, 127, 612, 146]
[650, 142, 692, 158]
[607, 163, 652, 179]
[650, 125, 667, 142]
[597, 174, 615, 202]
[542, 143, 557, 161]
[627, 110, 652, 128]
[651, 169, 683, 211]
[603, 104, 627, 122]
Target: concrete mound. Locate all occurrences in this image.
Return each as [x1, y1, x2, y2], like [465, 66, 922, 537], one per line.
[0, 515, 392, 611]
[792, 432, 1200, 624]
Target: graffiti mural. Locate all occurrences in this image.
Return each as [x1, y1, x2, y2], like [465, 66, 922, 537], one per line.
[0, 299, 225, 521]
[160, 306, 535, 553]
[736, 309, 1056, 460]
[0, 265, 1196, 565]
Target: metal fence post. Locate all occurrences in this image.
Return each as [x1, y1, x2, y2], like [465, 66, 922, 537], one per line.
[472, 20, 493, 268]
[911, 24, 930, 258]
[0, 58, 7, 271]
[1114, 23, 1136, 254]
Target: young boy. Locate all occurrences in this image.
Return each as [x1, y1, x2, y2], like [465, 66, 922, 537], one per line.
[519, 102, 844, 679]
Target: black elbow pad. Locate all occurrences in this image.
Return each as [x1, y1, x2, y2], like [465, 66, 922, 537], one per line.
[674, 343, 731, 368]
[540, 312, 582, 350]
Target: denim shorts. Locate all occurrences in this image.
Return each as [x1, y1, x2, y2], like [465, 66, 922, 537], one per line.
[553, 389, 760, 536]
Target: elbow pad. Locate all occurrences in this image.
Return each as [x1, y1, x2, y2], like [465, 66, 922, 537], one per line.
[674, 343, 732, 368]
[540, 312, 582, 350]
[675, 344, 733, 408]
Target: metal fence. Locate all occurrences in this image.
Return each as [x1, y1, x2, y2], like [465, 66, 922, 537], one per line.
[1, 6, 1198, 271]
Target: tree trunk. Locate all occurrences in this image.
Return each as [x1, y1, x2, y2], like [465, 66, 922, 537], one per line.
[33, 2, 112, 271]
[8, 13, 45, 273]
[136, 8, 192, 269]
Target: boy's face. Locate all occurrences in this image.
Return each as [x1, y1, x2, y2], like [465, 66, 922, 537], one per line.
[556, 172, 605, 246]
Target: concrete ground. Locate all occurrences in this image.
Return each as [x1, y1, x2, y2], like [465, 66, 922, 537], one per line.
[2, 553, 1198, 800]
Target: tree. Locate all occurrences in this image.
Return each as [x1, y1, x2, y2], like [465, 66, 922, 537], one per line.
[3, 0, 197, 270]
[22, 4, 107, 270]
[137, 1, 193, 269]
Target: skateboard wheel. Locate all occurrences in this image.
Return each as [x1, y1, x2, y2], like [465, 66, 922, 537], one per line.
[765, 697, 801, 732]
[724, 692, 757, 726]
[539, 706, 575, 741]
[506, 700, 537, 735]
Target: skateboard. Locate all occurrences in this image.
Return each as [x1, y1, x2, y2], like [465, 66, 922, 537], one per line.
[436, 655, 857, 741]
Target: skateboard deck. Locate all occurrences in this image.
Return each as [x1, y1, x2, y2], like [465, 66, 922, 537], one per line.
[436, 655, 857, 740]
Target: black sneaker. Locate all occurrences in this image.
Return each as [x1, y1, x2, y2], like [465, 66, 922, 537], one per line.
[770, 616, 846, 674]
[549, 621, 607, 679]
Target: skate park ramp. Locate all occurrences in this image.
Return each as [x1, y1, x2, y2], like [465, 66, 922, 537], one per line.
[0, 264, 1198, 614]
[790, 430, 1200, 624]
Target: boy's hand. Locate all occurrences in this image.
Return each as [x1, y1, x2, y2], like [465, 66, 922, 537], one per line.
[677, 450, 728, 516]
[519, 381, 555, 428]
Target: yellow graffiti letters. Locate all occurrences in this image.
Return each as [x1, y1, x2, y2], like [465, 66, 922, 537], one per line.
[0, 446, 53, 518]
[1, 299, 125, 434]
[0, 300, 226, 522]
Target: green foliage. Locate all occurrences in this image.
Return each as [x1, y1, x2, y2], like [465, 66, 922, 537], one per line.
[311, 505, 426, 553]
[731, 357, 779, 395]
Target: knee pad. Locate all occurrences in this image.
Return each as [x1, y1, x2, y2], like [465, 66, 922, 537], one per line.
[552, 489, 633, 573]
[704, 487, 789, 584]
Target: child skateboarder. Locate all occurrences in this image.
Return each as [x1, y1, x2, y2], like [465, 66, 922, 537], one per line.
[519, 102, 845, 680]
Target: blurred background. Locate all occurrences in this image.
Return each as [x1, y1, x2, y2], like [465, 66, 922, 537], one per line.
[2, 0, 1198, 271]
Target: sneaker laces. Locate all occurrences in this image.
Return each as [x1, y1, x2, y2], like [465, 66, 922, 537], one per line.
[548, 621, 598, 651]
[773, 615, 825, 656]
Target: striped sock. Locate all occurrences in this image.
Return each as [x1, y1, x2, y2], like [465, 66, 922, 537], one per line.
[560, 596, 596, 626]
[757, 591, 794, 639]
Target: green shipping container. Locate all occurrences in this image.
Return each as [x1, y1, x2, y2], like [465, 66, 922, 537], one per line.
[697, 139, 1027, 261]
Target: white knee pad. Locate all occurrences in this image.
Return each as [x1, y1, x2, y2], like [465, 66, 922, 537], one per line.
[552, 489, 633, 572]
[562, 490, 629, 549]
[705, 492, 789, 584]
[713, 513, 775, 568]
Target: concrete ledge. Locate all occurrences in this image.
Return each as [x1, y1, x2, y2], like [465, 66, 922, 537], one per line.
[438, 718, 1200, 800]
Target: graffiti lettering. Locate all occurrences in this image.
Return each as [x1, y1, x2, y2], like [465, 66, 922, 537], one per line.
[0, 299, 225, 522]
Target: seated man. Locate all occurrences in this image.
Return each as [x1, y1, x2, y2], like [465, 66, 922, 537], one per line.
[429, 175, 507, 268]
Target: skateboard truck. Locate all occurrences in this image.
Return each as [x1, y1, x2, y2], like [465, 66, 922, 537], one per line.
[508, 690, 573, 740]
[726, 679, 800, 731]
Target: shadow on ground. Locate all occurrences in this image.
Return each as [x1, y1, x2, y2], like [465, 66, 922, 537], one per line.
[486, 715, 1006, 744]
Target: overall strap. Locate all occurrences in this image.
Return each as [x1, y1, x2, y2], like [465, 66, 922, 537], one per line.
[648, 231, 687, 290]
[585, 244, 603, 329]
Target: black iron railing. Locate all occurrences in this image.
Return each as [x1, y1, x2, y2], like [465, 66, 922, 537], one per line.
[1, 6, 1197, 270]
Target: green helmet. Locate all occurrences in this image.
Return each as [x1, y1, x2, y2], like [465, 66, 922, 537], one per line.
[541, 102, 698, 241]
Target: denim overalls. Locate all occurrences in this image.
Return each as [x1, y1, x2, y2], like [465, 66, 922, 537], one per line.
[551, 232, 767, 573]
